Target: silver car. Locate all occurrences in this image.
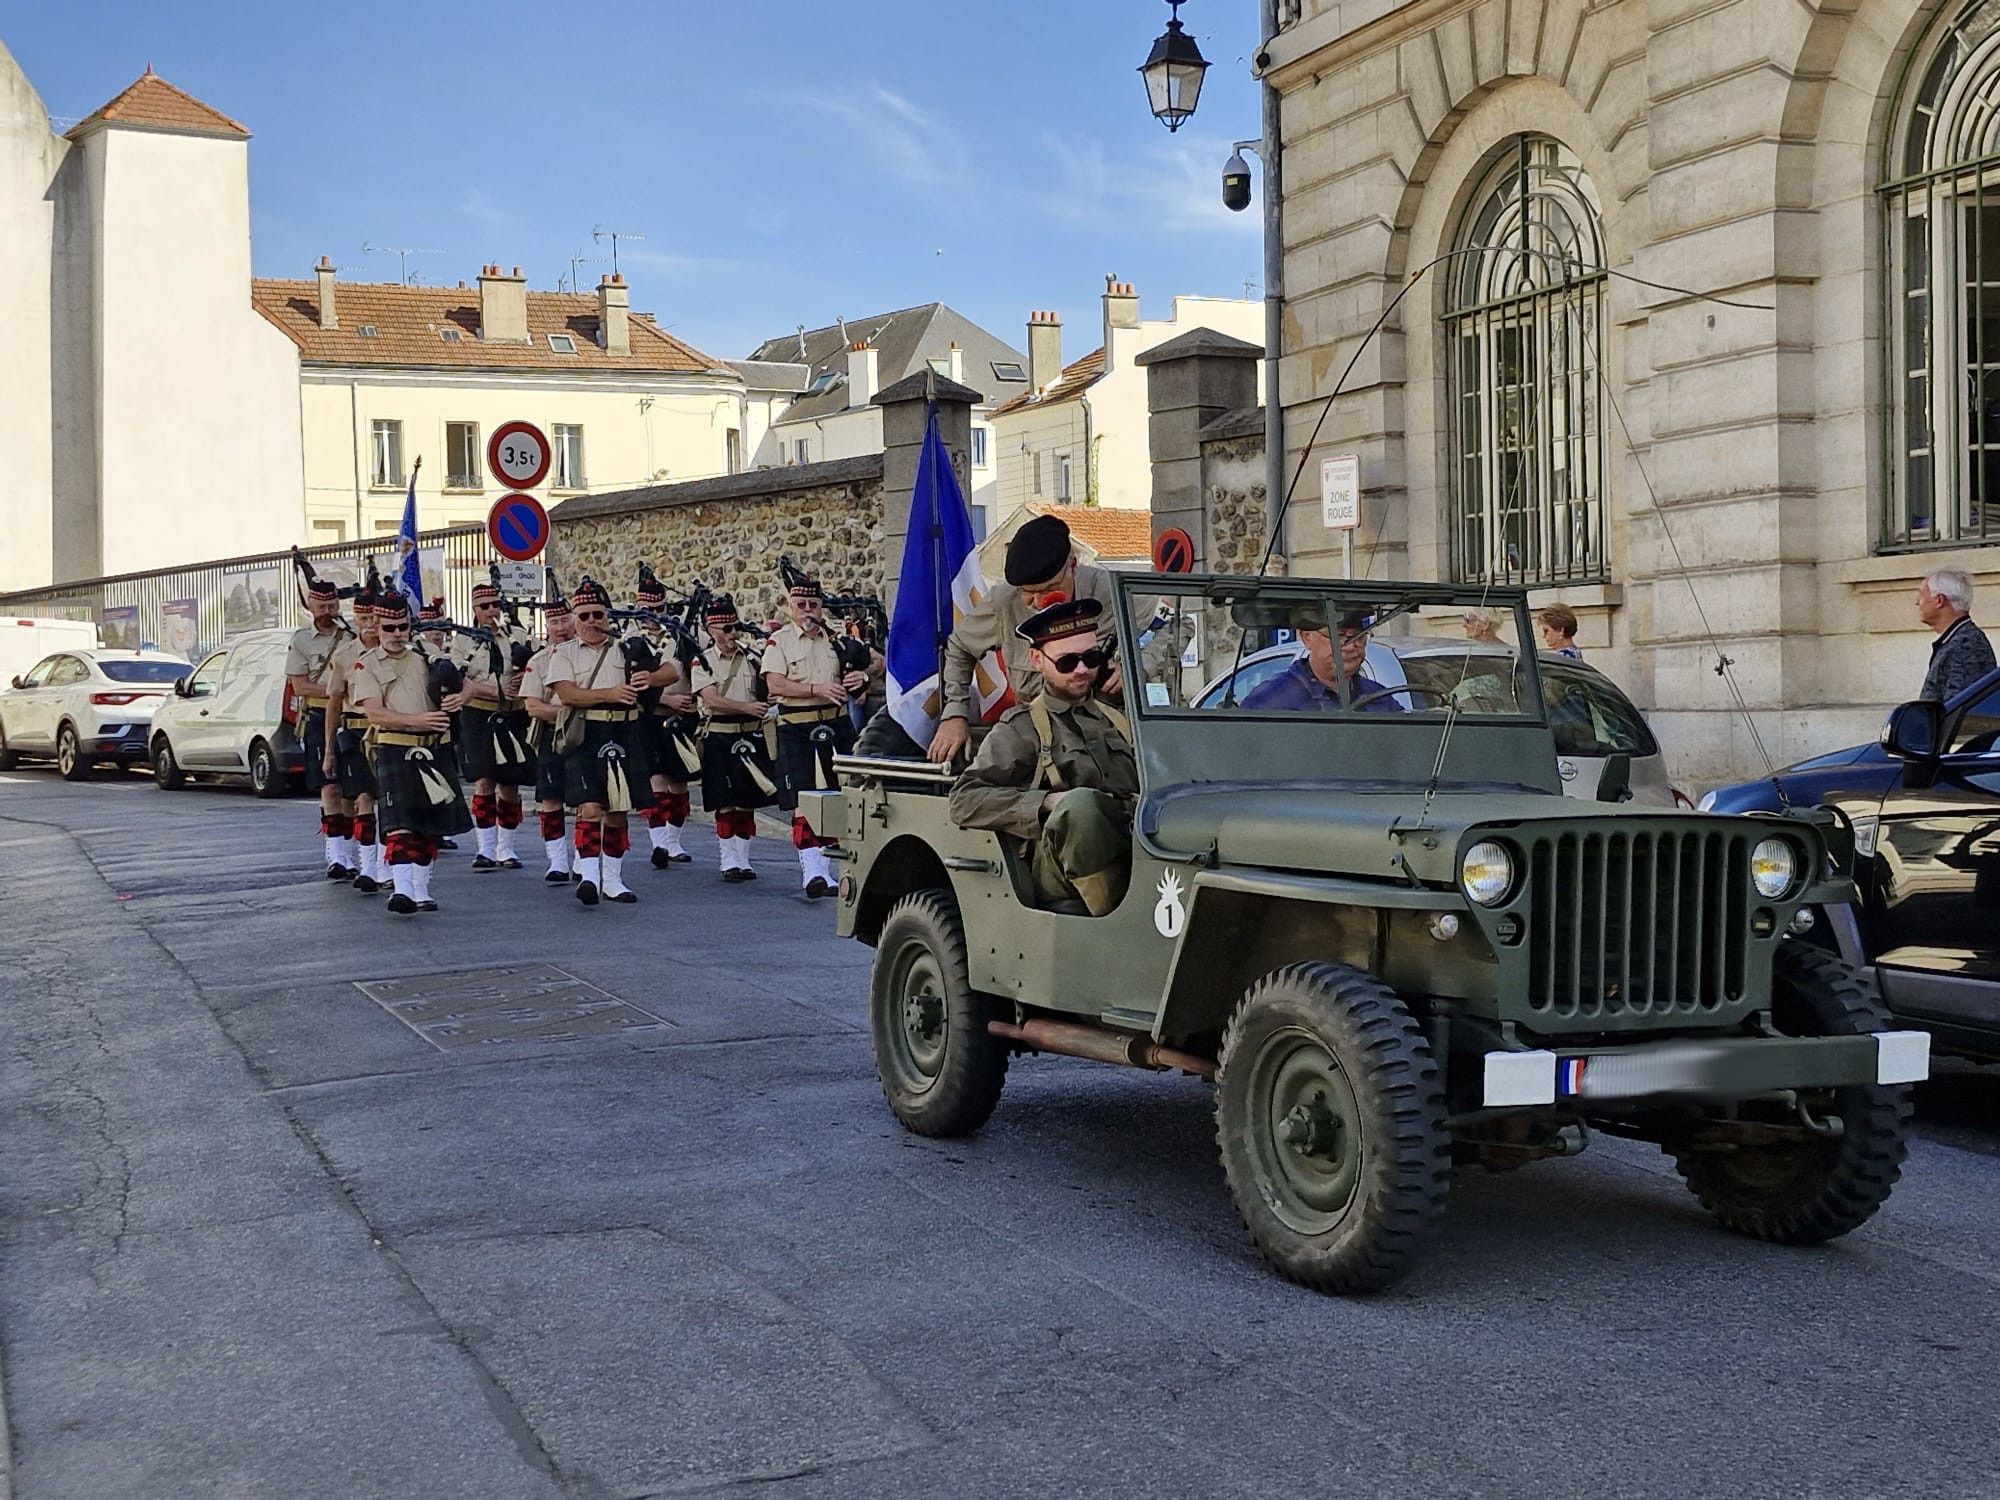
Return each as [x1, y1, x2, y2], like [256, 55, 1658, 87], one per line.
[0, 648, 189, 780]
[1192, 641, 1688, 807]
[148, 629, 306, 797]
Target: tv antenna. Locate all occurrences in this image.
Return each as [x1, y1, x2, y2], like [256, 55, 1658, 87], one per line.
[558, 249, 604, 294]
[362, 243, 439, 286]
[592, 225, 646, 277]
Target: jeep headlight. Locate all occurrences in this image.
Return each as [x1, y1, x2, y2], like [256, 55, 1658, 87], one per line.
[1461, 840, 1515, 907]
[1750, 837, 1799, 899]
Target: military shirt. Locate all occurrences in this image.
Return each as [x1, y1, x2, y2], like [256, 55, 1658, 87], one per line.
[692, 648, 763, 718]
[941, 564, 1119, 721]
[283, 621, 346, 695]
[455, 622, 531, 701]
[761, 623, 842, 709]
[949, 696, 1138, 843]
[520, 643, 559, 707]
[351, 645, 433, 717]
[327, 635, 374, 712]
[542, 637, 626, 699]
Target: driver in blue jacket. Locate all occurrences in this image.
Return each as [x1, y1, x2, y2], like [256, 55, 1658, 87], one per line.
[1242, 609, 1406, 713]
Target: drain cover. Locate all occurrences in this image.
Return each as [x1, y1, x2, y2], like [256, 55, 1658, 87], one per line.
[356, 964, 672, 1050]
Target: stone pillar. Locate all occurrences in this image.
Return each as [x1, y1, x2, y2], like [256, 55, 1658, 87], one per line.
[873, 370, 979, 616]
[1137, 327, 1263, 570]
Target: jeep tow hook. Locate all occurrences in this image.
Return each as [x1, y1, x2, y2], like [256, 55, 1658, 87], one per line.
[987, 1018, 1216, 1081]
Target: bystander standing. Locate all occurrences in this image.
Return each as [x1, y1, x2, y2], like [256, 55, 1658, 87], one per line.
[1538, 604, 1584, 659]
[1916, 567, 1995, 702]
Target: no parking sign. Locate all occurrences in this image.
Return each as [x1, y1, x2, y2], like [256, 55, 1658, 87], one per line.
[487, 493, 550, 562]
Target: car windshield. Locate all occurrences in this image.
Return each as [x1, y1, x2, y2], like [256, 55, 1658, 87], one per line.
[98, 660, 187, 685]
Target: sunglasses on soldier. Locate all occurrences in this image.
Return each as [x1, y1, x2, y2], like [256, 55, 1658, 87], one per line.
[574, 608, 608, 622]
[1043, 647, 1107, 674]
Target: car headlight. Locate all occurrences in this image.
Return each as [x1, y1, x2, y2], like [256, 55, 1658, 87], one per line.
[1750, 837, 1799, 899]
[1461, 840, 1515, 907]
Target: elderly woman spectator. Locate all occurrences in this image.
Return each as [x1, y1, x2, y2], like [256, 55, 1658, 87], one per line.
[1461, 608, 1506, 645]
[1538, 604, 1583, 659]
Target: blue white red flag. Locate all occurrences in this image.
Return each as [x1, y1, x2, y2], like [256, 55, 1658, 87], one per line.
[885, 407, 1011, 745]
[395, 462, 423, 605]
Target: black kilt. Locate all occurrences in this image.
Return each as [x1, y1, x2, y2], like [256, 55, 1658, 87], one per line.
[374, 740, 474, 839]
[562, 716, 644, 812]
[639, 710, 703, 784]
[334, 717, 378, 800]
[302, 706, 331, 792]
[700, 718, 779, 810]
[773, 708, 855, 811]
[455, 704, 535, 787]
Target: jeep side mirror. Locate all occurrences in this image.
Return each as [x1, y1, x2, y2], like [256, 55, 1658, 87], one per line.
[1595, 752, 1632, 803]
[1883, 700, 1942, 761]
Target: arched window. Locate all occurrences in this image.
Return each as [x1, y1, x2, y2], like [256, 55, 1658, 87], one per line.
[1884, 0, 2000, 550]
[1444, 136, 1607, 584]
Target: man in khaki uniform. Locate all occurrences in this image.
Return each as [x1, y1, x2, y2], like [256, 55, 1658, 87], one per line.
[285, 577, 355, 875]
[928, 513, 1121, 764]
[322, 583, 383, 893]
[762, 567, 865, 897]
[546, 576, 650, 907]
[519, 593, 577, 883]
[454, 582, 535, 872]
[949, 597, 1138, 917]
[631, 564, 700, 868]
[690, 593, 775, 882]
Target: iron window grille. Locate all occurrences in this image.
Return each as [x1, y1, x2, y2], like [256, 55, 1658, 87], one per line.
[445, 421, 482, 490]
[1443, 135, 1608, 586]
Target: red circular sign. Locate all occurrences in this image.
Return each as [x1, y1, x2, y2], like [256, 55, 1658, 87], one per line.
[488, 420, 551, 490]
[1154, 526, 1196, 574]
[487, 493, 550, 562]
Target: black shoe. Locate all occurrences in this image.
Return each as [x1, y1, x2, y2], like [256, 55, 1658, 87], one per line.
[471, 854, 498, 872]
[499, 857, 523, 870]
[386, 893, 417, 915]
[416, 899, 439, 913]
[576, 881, 600, 906]
[544, 867, 570, 884]
[667, 851, 692, 863]
[721, 867, 747, 883]
[651, 848, 673, 869]
[1044, 898, 1090, 916]
[571, 870, 583, 883]
[804, 876, 833, 899]
[608, 890, 638, 904]
[352, 875, 381, 894]
[740, 867, 758, 881]
[438, 838, 459, 851]
[326, 863, 354, 881]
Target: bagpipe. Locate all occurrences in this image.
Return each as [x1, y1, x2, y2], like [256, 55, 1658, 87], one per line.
[776, 554, 881, 679]
[288, 547, 357, 638]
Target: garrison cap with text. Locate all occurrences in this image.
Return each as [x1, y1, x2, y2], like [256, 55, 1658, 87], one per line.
[1016, 596, 1103, 648]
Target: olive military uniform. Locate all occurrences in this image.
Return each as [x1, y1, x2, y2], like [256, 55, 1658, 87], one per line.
[940, 564, 1119, 725]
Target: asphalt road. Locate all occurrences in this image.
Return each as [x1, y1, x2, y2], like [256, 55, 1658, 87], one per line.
[3, 768, 1999, 1499]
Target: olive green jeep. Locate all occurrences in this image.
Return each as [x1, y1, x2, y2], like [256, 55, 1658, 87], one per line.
[803, 575, 1930, 1293]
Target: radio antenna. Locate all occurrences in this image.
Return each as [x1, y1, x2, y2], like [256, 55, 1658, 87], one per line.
[591, 226, 647, 278]
[362, 243, 440, 287]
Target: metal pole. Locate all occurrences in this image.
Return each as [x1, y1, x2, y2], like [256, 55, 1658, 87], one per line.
[1260, 0, 1286, 570]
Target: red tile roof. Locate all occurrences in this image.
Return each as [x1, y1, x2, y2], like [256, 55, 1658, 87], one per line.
[988, 347, 1106, 417]
[251, 278, 731, 377]
[1030, 502, 1152, 561]
[66, 67, 249, 141]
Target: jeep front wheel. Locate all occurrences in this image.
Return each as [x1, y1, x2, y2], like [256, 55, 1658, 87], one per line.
[1215, 962, 1449, 1294]
[869, 890, 1008, 1137]
[1670, 944, 1910, 1244]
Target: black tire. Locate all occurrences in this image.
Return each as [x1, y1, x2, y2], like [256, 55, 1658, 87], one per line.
[249, 738, 282, 799]
[869, 889, 1009, 1137]
[0, 719, 16, 771]
[1671, 943, 1911, 1245]
[152, 736, 185, 790]
[1215, 962, 1449, 1294]
[56, 722, 91, 781]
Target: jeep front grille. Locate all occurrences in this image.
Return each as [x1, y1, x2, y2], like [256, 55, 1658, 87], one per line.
[1523, 828, 1751, 1019]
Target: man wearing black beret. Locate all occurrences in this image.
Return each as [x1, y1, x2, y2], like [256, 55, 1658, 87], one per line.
[928, 513, 1120, 765]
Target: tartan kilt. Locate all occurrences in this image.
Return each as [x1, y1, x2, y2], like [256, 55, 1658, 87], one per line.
[773, 710, 855, 811]
[302, 707, 331, 792]
[562, 717, 644, 812]
[374, 741, 474, 838]
[455, 704, 535, 787]
[636, 710, 703, 784]
[700, 721, 779, 811]
[333, 718, 378, 800]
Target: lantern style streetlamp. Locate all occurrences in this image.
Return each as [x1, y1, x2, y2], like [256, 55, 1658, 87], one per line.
[1140, 0, 1210, 133]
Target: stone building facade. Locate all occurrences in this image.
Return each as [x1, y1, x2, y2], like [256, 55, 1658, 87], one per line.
[1261, 0, 2000, 787]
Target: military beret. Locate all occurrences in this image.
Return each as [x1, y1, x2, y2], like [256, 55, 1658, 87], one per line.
[543, 593, 571, 619]
[1016, 595, 1102, 647]
[1005, 514, 1072, 586]
[418, 598, 446, 623]
[705, 593, 740, 624]
[636, 563, 667, 604]
[374, 590, 411, 622]
[471, 582, 500, 604]
[788, 575, 823, 600]
[305, 577, 339, 601]
[571, 576, 611, 609]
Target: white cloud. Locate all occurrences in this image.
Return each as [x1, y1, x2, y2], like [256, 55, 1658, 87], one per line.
[783, 81, 971, 210]
[1037, 130, 1260, 236]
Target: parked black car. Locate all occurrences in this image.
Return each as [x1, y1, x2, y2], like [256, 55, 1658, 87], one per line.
[1705, 668, 2000, 1060]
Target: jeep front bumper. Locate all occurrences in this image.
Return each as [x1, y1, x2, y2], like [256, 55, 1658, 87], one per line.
[1482, 1031, 1931, 1107]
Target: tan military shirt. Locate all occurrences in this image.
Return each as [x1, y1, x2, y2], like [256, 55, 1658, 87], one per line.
[351, 645, 433, 717]
[283, 621, 345, 695]
[455, 622, 530, 701]
[542, 637, 625, 699]
[692, 648, 763, 718]
[520, 643, 560, 706]
[940, 564, 1118, 722]
[949, 695, 1137, 843]
[761, 623, 841, 709]
[327, 636, 373, 714]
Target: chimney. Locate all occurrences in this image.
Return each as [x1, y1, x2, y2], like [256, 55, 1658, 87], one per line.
[948, 342, 964, 384]
[1028, 309, 1062, 393]
[1103, 274, 1140, 361]
[478, 263, 529, 343]
[846, 340, 878, 407]
[597, 272, 630, 356]
[314, 255, 337, 330]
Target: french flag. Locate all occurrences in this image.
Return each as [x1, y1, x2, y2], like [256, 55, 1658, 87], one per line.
[884, 404, 1011, 745]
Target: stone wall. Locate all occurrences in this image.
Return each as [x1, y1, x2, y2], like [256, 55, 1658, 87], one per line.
[1198, 419, 1272, 576]
[548, 455, 883, 623]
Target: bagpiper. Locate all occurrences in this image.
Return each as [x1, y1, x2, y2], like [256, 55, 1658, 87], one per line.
[519, 588, 578, 883]
[545, 576, 647, 905]
[322, 574, 384, 893]
[349, 588, 474, 914]
[690, 592, 776, 881]
[631, 563, 699, 868]
[284, 576, 354, 878]
[759, 562, 864, 897]
[456, 580, 536, 871]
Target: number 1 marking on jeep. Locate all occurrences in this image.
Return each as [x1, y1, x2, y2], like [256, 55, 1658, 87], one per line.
[1154, 872, 1186, 938]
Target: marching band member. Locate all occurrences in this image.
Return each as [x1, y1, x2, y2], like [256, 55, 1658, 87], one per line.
[760, 564, 864, 898]
[631, 564, 698, 869]
[285, 577, 352, 877]
[520, 590, 577, 883]
[690, 593, 776, 882]
[322, 580, 384, 893]
[457, 581, 535, 872]
[546, 576, 647, 906]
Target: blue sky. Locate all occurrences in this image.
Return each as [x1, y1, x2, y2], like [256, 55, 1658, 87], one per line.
[6, 1, 1266, 364]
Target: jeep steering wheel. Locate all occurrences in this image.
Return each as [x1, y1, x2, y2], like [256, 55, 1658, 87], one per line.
[1346, 685, 1449, 711]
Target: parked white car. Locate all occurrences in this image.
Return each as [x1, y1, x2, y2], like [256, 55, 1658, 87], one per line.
[148, 629, 306, 797]
[0, 648, 190, 780]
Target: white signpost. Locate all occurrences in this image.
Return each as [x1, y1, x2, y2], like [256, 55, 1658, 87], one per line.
[1321, 453, 1361, 577]
[491, 560, 542, 596]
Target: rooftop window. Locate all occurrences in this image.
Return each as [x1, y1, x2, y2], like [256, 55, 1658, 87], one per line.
[992, 361, 1027, 382]
[804, 371, 844, 397]
[356, 324, 378, 338]
[547, 334, 578, 355]
[439, 328, 462, 342]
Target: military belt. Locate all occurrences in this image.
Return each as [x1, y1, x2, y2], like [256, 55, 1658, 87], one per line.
[376, 731, 445, 748]
[708, 714, 761, 728]
[300, 695, 330, 708]
[778, 706, 845, 726]
[583, 709, 637, 722]
[465, 695, 503, 712]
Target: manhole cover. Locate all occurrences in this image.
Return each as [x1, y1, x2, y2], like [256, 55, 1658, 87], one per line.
[356, 964, 673, 1050]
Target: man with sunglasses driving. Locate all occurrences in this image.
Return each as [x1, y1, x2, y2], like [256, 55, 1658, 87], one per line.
[949, 597, 1138, 917]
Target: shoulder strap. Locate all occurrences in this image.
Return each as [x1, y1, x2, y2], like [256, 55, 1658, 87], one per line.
[1096, 701, 1132, 743]
[1026, 698, 1064, 793]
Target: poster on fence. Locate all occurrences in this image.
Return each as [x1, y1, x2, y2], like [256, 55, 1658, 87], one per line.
[162, 599, 201, 661]
[222, 567, 281, 635]
[100, 604, 140, 650]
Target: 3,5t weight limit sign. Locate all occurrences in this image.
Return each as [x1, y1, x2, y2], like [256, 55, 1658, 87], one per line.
[488, 420, 551, 490]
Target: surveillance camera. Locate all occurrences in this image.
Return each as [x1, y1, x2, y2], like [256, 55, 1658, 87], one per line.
[1222, 151, 1252, 213]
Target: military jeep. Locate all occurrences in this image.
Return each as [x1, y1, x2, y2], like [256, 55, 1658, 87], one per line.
[805, 575, 1930, 1293]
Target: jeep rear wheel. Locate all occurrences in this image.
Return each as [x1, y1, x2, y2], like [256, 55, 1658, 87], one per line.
[870, 889, 1008, 1137]
[1671, 944, 1911, 1245]
[1215, 962, 1449, 1294]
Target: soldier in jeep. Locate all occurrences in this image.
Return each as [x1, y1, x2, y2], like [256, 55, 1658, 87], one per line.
[947, 598, 1137, 916]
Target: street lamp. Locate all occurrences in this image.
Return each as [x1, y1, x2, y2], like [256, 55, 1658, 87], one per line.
[1140, 0, 1209, 133]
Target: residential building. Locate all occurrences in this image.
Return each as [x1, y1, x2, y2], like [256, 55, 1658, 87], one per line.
[738, 305, 1029, 529]
[253, 262, 744, 544]
[1259, 0, 2000, 786]
[989, 278, 1262, 523]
